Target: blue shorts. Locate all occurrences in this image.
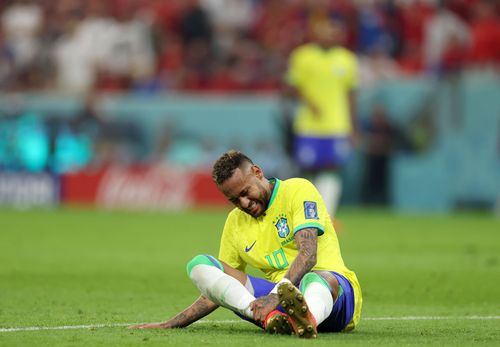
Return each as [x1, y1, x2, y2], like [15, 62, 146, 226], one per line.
[293, 136, 352, 170]
[244, 272, 355, 332]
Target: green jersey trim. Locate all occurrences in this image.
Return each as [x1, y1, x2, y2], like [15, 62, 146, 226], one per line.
[267, 178, 281, 209]
[293, 222, 325, 236]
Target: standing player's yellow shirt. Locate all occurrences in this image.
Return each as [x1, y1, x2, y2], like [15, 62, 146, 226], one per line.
[218, 177, 362, 328]
[287, 44, 358, 137]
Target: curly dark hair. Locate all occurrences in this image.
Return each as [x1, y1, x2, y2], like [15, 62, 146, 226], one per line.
[212, 150, 254, 186]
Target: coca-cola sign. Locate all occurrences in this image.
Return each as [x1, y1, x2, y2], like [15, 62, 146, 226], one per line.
[61, 164, 228, 210]
[96, 165, 193, 210]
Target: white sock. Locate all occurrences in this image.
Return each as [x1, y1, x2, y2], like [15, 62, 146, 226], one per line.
[189, 264, 255, 318]
[314, 173, 342, 217]
[303, 282, 334, 325]
[244, 277, 255, 295]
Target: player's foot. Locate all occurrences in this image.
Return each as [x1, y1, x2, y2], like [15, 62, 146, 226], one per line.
[277, 282, 318, 339]
[263, 310, 293, 335]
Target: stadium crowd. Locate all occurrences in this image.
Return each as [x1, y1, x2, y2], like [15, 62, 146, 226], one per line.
[0, 0, 499, 207]
[0, 0, 499, 94]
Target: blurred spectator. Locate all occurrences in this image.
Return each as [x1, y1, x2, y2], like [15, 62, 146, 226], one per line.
[97, 2, 157, 91]
[0, 0, 499, 93]
[397, 41, 424, 76]
[445, 0, 476, 22]
[52, 8, 96, 93]
[252, 0, 306, 63]
[46, 94, 146, 171]
[44, 94, 102, 173]
[468, 0, 500, 68]
[361, 104, 398, 206]
[176, 0, 214, 91]
[356, 1, 390, 54]
[423, 1, 470, 74]
[96, 115, 146, 167]
[400, 0, 435, 50]
[1, 0, 42, 71]
[441, 32, 468, 75]
[72, 94, 105, 145]
[358, 44, 400, 89]
[381, 0, 404, 58]
[157, 32, 184, 85]
[329, 0, 359, 50]
[0, 30, 14, 88]
[180, 0, 213, 45]
[200, 0, 254, 52]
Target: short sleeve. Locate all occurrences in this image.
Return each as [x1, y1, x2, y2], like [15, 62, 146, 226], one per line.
[286, 48, 306, 87]
[289, 179, 327, 236]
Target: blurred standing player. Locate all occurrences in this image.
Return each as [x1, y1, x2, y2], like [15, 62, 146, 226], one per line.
[285, 19, 359, 218]
[130, 150, 362, 338]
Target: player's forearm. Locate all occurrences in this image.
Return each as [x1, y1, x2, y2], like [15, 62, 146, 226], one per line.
[284, 228, 318, 285]
[285, 85, 318, 114]
[284, 252, 317, 286]
[160, 295, 218, 328]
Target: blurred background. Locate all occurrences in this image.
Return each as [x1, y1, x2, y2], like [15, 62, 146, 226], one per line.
[0, 0, 499, 213]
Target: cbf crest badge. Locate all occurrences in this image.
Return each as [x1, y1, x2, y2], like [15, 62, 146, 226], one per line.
[274, 214, 290, 238]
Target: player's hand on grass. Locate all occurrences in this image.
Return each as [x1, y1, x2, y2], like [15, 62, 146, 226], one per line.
[249, 294, 280, 324]
[128, 322, 169, 329]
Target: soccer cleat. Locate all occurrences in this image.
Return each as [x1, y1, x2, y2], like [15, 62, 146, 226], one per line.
[277, 282, 318, 339]
[263, 310, 293, 335]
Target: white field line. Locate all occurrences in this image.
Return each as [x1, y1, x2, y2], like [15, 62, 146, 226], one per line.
[1, 316, 499, 333]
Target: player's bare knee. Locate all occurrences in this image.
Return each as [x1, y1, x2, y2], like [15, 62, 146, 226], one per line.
[313, 271, 340, 299]
[300, 272, 332, 292]
[186, 254, 224, 277]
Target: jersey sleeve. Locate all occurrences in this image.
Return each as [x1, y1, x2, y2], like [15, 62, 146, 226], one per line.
[286, 47, 306, 87]
[346, 51, 359, 90]
[218, 211, 246, 272]
[290, 179, 328, 236]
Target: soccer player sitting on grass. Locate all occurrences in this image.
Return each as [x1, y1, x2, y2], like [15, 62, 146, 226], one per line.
[129, 150, 362, 338]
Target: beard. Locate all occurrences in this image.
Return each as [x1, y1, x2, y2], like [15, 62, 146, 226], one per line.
[242, 180, 270, 217]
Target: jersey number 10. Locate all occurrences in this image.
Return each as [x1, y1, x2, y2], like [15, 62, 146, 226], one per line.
[265, 248, 289, 269]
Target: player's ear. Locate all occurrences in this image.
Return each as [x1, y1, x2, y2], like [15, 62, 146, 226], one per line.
[252, 165, 263, 178]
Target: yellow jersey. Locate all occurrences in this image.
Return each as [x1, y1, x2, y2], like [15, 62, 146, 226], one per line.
[287, 44, 358, 137]
[218, 177, 362, 328]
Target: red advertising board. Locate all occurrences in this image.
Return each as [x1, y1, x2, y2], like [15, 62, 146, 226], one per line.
[61, 164, 228, 209]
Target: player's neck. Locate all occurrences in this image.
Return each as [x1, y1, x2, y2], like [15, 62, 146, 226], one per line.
[263, 179, 276, 213]
[316, 43, 339, 50]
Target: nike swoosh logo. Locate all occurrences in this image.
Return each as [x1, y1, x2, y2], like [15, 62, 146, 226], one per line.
[245, 240, 257, 252]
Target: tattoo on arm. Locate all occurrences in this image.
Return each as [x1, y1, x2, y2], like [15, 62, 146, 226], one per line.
[284, 228, 318, 285]
[164, 295, 218, 328]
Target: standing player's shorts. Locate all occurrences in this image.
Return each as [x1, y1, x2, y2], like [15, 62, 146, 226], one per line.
[293, 136, 352, 170]
[243, 272, 355, 332]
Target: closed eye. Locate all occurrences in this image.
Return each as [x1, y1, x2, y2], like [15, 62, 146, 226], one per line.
[228, 187, 250, 205]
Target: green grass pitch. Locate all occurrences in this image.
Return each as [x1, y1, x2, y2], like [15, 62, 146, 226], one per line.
[0, 207, 499, 346]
